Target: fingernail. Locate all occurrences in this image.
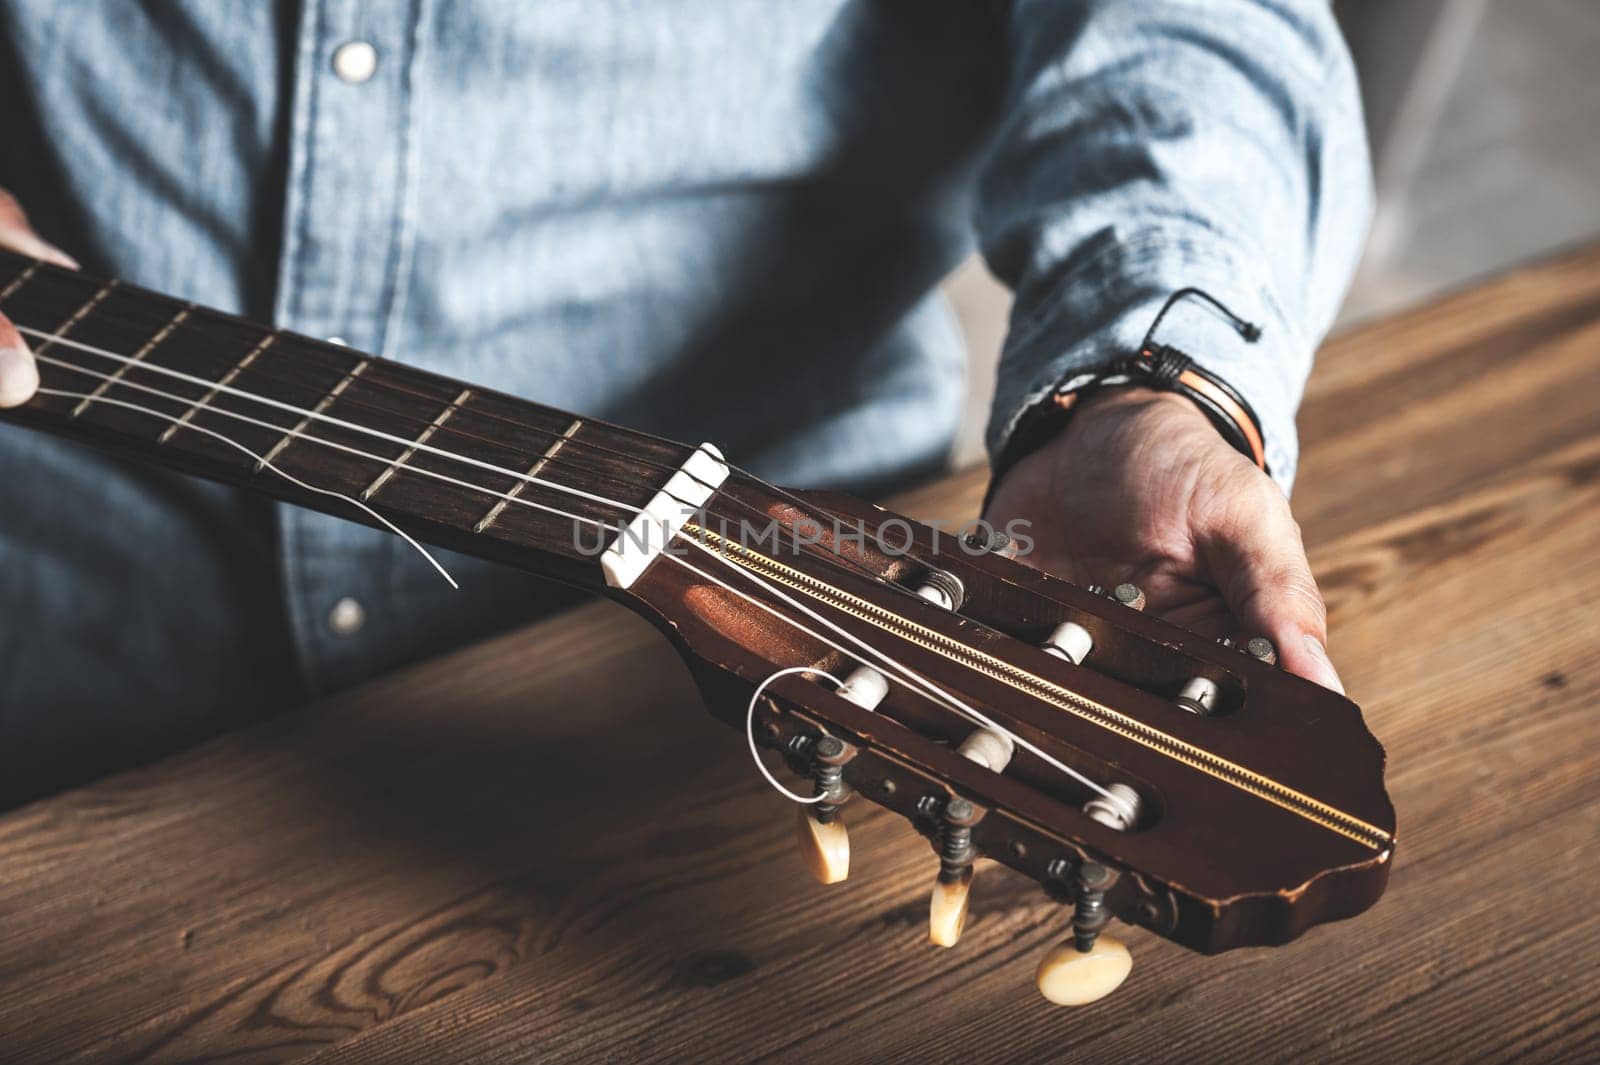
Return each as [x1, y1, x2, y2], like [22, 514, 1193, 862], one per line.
[1302, 633, 1345, 694]
[0, 346, 39, 407]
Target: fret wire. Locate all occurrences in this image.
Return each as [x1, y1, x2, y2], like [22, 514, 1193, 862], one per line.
[0, 261, 40, 301]
[69, 298, 191, 419]
[361, 386, 473, 500]
[152, 325, 639, 492]
[26, 281, 122, 409]
[32, 349, 623, 530]
[159, 331, 277, 444]
[474, 417, 583, 533]
[254, 359, 369, 471]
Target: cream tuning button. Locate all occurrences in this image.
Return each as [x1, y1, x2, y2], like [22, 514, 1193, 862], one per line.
[795, 807, 849, 884]
[1036, 860, 1131, 1005]
[1035, 935, 1132, 1006]
[929, 869, 972, 948]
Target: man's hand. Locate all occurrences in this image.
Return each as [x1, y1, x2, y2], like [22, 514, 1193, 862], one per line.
[985, 387, 1343, 693]
[0, 186, 77, 408]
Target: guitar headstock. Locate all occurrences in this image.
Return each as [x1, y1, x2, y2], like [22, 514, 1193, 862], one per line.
[612, 467, 1395, 1006]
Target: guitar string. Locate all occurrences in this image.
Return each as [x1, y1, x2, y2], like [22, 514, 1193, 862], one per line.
[37, 386, 459, 588]
[26, 353, 1117, 803]
[664, 540, 1118, 800]
[32, 341, 923, 617]
[13, 317, 1385, 840]
[744, 667, 845, 805]
[41, 353, 1378, 845]
[31, 352, 622, 531]
[0, 271, 830, 544]
[15, 320, 921, 599]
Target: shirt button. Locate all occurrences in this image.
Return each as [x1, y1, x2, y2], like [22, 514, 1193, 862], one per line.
[328, 596, 367, 636]
[331, 41, 378, 85]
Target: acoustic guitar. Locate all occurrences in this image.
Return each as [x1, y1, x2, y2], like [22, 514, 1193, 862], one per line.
[0, 250, 1395, 1006]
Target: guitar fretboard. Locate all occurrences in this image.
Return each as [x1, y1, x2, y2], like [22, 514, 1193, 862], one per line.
[0, 251, 691, 589]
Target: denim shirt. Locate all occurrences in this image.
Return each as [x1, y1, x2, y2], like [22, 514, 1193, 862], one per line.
[0, 1, 1368, 800]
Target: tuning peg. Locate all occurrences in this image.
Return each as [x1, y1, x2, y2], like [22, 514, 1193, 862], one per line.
[1036, 861, 1132, 1006]
[796, 806, 849, 884]
[928, 733, 1015, 948]
[794, 734, 854, 884]
[929, 867, 973, 947]
[927, 796, 980, 947]
[1036, 935, 1132, 1006]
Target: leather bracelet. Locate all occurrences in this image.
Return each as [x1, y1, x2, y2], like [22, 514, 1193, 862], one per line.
[1051, 346, 1269, 472]
[987, 289, 1271, 508]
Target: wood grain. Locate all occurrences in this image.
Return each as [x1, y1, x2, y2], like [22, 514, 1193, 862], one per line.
[3, 245, 1600, 1063]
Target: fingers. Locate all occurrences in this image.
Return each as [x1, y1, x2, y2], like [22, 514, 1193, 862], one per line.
[1201, 474, 1344, 694]
[0, 188, 77, 268]
[0, 187, 75, 408]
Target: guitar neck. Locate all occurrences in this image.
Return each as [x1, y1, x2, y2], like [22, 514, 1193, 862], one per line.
[0, 251, 692, 591]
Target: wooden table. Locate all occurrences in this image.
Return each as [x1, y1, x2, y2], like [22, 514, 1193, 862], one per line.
[4, 246, 1599, 1064]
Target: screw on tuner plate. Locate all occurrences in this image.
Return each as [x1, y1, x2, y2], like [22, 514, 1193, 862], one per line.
[964, 527, 1019, 559]
[1246, 636, 1279, 665]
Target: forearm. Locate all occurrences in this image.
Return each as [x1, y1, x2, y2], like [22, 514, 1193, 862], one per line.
[979, 0, 1372, 491]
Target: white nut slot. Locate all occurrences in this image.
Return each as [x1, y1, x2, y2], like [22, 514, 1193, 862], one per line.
[837, 665, 889, 711]
[1042, 621, 1094, 665]
[601, 443, 729, 589]
[1083, 783, 1142, 832]
[957, 728, 1015, 773]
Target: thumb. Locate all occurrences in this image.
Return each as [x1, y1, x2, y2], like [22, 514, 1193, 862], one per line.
[0, 310, 38, 408]
[1201, 483, 1344, 694]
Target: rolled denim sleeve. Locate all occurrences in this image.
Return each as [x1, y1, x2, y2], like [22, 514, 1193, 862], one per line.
[978, 0, 1372, 491]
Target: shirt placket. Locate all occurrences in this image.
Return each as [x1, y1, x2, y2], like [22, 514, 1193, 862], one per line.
[272, 0, 424, 693]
